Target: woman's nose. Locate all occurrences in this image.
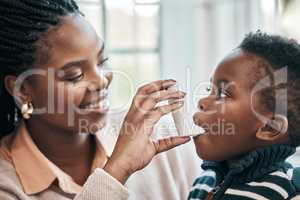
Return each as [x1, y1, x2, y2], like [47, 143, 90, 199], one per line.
[88, 68, 112, 92]
[105, 71, 113, 87]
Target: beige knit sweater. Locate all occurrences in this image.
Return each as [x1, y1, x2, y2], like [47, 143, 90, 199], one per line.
[0, 112, 203, 200]
[0, 158, 129, 200]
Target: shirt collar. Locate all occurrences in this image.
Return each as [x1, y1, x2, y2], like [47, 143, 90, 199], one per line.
[11, 121, 108, 195]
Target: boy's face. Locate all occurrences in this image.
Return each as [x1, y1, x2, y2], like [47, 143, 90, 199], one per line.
[193, 49, 265, 161]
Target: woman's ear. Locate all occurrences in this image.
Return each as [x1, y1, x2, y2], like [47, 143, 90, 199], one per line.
[256, 114, 289, 142]
[4, 75, 32, 107]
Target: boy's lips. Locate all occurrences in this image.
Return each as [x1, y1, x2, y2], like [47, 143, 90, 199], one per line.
[193, 112, 204, 127]
[193, 134, 202, 140]
[193, 128, 208, 138]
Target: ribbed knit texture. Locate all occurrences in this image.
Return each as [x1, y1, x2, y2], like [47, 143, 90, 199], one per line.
[188, 144, 300, 200]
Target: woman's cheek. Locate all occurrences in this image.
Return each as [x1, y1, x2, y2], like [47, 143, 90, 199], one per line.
[63, 84, 86, 110]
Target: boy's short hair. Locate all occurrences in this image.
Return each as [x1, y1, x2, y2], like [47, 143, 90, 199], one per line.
[238, 31, 300, 146]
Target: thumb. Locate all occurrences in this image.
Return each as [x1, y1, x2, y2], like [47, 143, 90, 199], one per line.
[153, 136, 191, 154]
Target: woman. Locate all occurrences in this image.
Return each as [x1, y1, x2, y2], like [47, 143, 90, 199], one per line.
[0, 0, 191, 199]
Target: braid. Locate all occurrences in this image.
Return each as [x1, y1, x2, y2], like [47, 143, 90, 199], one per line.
[0, 0, 81, 138]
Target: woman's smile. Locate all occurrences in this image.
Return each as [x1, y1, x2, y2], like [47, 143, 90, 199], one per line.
[79, 89, 110, 113]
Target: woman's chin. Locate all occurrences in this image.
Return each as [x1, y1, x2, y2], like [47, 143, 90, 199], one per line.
[77, 116, 107, 134]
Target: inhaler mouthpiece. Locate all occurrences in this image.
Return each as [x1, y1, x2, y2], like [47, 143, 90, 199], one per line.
[167, 84, 205, 137]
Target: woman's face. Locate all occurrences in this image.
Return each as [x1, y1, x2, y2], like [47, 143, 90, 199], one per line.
[26, 14, 112, 134]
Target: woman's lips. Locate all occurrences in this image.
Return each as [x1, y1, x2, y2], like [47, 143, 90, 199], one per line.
[82, 98, 109, 113]
[80, 98, 110, 113]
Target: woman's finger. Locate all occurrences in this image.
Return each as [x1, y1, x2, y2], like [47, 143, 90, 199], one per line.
[151, 100, 184, 118]
[140, 90, 185, 111]
[137, 79, 176, 95]
[153, 136, 191, 154]
[144, 101, 184, 126]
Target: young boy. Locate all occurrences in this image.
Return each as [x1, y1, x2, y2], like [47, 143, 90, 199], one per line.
[189, 32, 300, 200]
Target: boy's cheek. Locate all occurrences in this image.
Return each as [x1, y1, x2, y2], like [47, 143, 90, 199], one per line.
[193, 111, 234, 135]
[193, 133, 250, 161]
[192, 105, 261, 161]
[193, 135, 213, 160]
[193, 134, 232, 161]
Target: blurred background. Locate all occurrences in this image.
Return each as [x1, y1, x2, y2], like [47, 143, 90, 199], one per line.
[75, 0, 300, 163]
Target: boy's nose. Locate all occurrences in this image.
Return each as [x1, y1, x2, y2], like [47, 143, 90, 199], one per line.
[197, 98, 209, 111]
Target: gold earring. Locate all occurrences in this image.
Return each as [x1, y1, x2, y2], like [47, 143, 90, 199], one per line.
[21, 102, 33, 119]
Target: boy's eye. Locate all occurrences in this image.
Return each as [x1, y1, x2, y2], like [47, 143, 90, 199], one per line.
[217, 88, 228, 98]
[219, 91, 227, 98]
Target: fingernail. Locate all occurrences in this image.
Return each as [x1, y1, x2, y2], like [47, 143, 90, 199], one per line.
[182, 136, 191, 142]
[164, 80, 177, 87]
[177, 102, 184, 107]
[180, 91, 186, 96]
[170, 98, 183, 104]
[169, 79, 177, 83]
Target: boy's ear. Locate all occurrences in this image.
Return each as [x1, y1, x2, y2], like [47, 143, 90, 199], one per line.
[256, 114, 289, 142]
[4, 75, 32, 107]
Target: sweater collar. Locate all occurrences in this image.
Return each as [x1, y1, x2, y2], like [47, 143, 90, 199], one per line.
[202, 144, 296, 183]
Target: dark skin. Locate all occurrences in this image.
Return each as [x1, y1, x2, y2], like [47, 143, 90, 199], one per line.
[20, 13, 112, 185]
[5, 13, 191, 186]
[193, 49, 290, 162]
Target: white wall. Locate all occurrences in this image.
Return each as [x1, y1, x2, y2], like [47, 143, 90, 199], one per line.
[160, 0, 300, 164]
[160, 0, 266, 112]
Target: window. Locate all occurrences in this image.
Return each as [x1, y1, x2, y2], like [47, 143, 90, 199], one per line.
[76, 0, 161, 111]
[75, 0, 300, 164]
[280, 0, 300, 41]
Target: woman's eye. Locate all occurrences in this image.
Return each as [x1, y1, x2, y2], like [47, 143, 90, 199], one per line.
[65, 74, 84, 82]
[98, 57, 109, 67]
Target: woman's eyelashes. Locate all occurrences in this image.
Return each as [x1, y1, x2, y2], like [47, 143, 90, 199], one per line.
[98, 57, 109, 67]
[63, 57, 110, 83]
[63, 68, 84, 83]
[66, 73, 84, 82]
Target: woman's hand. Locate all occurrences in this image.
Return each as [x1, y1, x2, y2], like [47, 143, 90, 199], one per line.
[104, 79, 191, 184]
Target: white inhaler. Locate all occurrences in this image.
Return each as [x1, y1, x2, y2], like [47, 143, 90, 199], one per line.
[167, 84, 205, 137]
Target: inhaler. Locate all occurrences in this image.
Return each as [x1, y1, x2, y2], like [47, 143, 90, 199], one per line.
[167, 84, 205, 137]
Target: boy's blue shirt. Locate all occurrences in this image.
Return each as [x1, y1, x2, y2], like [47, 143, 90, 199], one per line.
[188, 144, 300, 200]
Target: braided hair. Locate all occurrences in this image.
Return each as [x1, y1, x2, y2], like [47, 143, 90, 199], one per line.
[0, 0, 81, 138]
